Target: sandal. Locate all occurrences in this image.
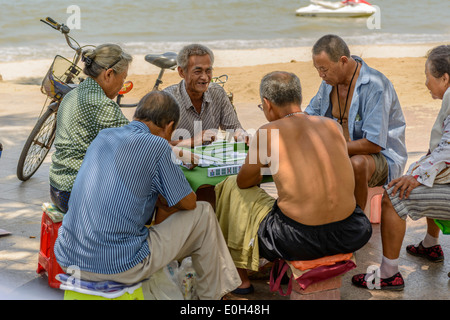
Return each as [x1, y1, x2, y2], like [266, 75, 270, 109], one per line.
[231, 284, 254, 295]
[351, 272, 404, 290]
[406, 241, 444, 262]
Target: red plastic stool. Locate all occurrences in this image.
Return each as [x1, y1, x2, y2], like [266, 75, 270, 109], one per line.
[36, 204, 65, 288]
[365, 186, 384, 224]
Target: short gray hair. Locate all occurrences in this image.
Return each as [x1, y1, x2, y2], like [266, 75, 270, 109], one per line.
[260, 71, 302, 107]
[177, 44, 214, 70]
[427, 45, 450, 78]
[312, 34, 350, 62]
[82, 43, 132, 78]
[133, 91, 180, 128]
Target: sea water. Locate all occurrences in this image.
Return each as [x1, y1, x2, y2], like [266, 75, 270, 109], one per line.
[0, 0, 449, 62]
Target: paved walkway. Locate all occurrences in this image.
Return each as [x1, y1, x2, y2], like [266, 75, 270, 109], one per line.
[0, 82, 449, 300]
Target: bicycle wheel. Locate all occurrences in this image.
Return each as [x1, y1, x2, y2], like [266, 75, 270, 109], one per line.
[17, 105, 58, 181]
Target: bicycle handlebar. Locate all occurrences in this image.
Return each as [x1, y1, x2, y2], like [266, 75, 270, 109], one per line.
[40, 17, 61, 31]
[41, 17, 81, 57]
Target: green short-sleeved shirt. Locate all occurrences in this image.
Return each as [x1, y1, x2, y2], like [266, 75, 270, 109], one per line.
[49, 77, 129, 191]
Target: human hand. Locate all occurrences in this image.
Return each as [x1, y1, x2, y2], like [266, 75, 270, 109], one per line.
[233, 129, 250, 145]
[191, 129, 218, 146]
[172, 146, 199, 170]
[387, 175, 421, 200]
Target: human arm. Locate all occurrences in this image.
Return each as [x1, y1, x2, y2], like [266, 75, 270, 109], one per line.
[347, 138, 382, 156]
[407, 116, 450, 187]
[170, 129, 219, 147]
[388, 116, 450, 197]
[171, 146, 199, 170]
[155, 192, 197, 224]
[154, 143, 196, 219]
[236, 126, 273, 189]
[350, 84, 401, 156]
[304, 81, 330, 116]
[387, 175, 421, 200]
[156, 191, 196, 214]
[232, 128, 250, 145]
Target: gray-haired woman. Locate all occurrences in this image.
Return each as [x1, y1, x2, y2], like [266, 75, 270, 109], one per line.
[49, 43, 132, 213]
[352, 44, 450, 290]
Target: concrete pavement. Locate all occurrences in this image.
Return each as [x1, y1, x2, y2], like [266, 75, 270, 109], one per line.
[0, 81, 449, 300]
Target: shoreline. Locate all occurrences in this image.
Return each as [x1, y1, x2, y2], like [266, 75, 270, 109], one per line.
[0, 41, 445, 168]
[0, 42, 445, 82]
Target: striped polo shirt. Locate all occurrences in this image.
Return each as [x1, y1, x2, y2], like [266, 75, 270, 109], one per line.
[164, 80, 243, 140]
[54, 121, 193, 275]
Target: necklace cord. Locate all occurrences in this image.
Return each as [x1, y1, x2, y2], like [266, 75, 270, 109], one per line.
[337, 61, 359, 125]
[283, 111, 304, 118]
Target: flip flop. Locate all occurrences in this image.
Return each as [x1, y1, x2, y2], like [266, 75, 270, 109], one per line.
[231, 284, 254, 295]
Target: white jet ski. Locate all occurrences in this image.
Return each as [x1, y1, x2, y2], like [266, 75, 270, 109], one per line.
[296, 0, 376, 18]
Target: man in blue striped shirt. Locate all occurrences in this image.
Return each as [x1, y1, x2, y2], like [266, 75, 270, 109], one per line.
[54, 91, 240, 299]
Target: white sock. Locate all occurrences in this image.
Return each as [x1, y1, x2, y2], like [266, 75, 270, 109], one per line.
[379, 256, 399, 279]
[421, 233, 439, 248]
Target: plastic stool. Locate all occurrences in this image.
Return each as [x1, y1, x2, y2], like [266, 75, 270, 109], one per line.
[63, 286, 144, 300]
[365, 186, 384, 224]
[36, 204, 65, 288]
[290, 275, 342, 300]
[270, 255, 355, 300]
[56, 274, 145, 300]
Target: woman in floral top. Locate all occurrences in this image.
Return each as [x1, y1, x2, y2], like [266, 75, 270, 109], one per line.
[49, 44, 132, 212]
[352, 45, 450, 290]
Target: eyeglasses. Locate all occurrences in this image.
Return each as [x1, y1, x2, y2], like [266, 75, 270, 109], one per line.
[257, 104, 263, 111]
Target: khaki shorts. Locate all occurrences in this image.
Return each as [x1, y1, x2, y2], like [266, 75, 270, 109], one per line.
[368, 152, 388, 187]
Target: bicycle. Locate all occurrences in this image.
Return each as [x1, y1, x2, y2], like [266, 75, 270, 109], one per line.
[16, 18, 173, 181]
[17, 17, 233, 181]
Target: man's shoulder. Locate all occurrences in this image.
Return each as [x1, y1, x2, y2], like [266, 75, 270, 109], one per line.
[163, 81, 183, 96]
[358, 57, 393, 87]
[206, 82, 228, 96]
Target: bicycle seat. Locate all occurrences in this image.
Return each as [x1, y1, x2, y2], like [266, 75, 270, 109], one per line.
[144, 52, 178, 70]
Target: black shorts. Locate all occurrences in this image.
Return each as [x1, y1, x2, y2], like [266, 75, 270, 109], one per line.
[257, 201, 372, 261]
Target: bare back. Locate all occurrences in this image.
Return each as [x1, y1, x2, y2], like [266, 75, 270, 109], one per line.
[265, 114, 356, 225]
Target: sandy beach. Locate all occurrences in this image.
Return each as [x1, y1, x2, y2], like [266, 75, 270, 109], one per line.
[0, 42, 446, 169]
[1, 42, 450, 301]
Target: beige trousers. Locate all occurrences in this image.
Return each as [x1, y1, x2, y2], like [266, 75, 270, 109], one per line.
[73, 201, 241, 300]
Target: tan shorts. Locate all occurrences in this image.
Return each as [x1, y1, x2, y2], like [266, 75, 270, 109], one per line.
[63, 202, 240, 300]
[368, 152, 388, 187]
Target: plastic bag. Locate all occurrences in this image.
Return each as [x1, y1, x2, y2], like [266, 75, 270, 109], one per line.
[147, 261, 184, 300]
[177, 257, 199, 300]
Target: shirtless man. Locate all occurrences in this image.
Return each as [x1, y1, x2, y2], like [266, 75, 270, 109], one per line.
[215, 71, 372, 293]
[305, 35, 407, 211]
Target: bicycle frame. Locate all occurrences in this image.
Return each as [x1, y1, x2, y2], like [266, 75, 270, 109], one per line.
[17, 16, 233, 181]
